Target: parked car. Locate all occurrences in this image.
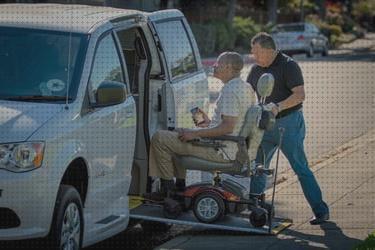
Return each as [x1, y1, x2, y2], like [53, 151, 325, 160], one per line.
[0, 4, 209, 249]
[271, 22, 329, 57]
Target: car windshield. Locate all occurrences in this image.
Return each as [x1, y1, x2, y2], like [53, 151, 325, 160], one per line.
[275, 24, 305, 32]
[0, 27, 87, 103]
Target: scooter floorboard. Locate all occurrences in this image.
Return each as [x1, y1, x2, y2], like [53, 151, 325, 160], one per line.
[129, 201, 292, 235]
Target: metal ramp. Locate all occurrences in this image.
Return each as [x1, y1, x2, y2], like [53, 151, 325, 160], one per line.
[129, 197, 292, 235]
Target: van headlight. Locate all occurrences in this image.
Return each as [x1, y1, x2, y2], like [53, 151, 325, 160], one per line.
[0, 142, 45, 172]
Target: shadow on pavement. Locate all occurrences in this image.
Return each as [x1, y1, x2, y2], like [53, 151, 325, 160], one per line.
[276, 221, 363, 250]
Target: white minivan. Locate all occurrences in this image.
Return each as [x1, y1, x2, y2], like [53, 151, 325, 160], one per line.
[0, 4, 209, 249]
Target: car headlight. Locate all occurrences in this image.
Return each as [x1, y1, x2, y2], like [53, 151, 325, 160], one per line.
[0, 142, 45, 172]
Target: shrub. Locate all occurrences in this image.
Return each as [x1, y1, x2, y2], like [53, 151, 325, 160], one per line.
[190, 23, 216, 56]
[209, 20, 235, 52]
[354, 233, 375, 250]
[232, 16, 261, 48]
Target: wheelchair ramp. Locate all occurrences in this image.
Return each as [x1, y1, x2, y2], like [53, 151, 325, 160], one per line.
[129, 197, 292, 235]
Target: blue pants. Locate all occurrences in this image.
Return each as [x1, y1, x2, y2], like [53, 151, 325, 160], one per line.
[250, 110, 329, 217]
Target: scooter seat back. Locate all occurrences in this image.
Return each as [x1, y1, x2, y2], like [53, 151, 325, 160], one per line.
[240, 104, 265, 163]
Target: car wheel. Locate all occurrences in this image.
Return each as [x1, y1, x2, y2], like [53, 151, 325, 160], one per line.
[306, 44, 314, 58]
[46, 185, 83, 250]
[193, 192, 225, 223]
[322, 43, 329, 56]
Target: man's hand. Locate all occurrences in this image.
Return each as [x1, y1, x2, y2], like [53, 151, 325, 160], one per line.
[265, 102, 279, 116]
[178, 129, 199, 142]
[193, 108, 211, 128]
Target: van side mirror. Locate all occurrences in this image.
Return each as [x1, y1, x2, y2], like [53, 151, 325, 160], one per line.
[257, 73, 274, 99]
[93, 81, 127, 108]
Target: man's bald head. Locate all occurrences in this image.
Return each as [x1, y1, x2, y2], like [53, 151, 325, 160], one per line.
[217, 52, 244, 76]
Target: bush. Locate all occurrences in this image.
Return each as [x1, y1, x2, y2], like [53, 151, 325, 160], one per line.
[232, 16, 261, 49]
[190, 23, 216, 56]
[354, 233, 375, 250]
[306, 14, 343, 46]
[209, 20, 235, 52]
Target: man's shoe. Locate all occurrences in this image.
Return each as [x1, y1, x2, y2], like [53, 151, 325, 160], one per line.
[310, 213, 330, 225]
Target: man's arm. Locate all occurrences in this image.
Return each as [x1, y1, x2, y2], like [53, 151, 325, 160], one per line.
[278, 85, 305, 111]
[178, 115, 237, 142]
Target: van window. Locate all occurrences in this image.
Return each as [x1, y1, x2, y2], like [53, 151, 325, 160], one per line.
[155, 20, 197, 79]
[88, 34, 125, 104]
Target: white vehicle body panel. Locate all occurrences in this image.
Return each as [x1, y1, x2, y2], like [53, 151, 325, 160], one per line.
[0, 4, 209, 248]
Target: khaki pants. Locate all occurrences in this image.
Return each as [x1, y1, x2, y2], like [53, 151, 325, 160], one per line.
[148, 130, 230, 180]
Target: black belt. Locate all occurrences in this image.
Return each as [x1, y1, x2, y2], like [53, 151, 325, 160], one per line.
[276, 107, 302, 119]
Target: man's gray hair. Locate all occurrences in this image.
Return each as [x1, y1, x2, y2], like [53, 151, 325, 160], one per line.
[218, 51, 244, 75]
[251, 32, 276, 50]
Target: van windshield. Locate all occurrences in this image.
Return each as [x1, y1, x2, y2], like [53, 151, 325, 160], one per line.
[0, 27, 87, 103]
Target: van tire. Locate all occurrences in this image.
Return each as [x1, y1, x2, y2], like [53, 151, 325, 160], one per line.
[46, 185, 84, 250]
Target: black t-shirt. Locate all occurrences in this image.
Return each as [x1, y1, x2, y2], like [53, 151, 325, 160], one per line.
[246, 52, 304, 118]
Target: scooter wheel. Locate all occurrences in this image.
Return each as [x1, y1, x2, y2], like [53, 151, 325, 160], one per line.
[262, 202, 275, 219]
[193, 192, 225, 223]
[163, 198, 182, 219]
[249, 207, 268, 228]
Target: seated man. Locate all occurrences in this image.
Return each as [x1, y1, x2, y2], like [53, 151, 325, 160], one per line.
[148, 52, 256, 198]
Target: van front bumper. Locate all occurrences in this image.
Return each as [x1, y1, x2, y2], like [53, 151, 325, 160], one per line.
[0, 168, 55, 240]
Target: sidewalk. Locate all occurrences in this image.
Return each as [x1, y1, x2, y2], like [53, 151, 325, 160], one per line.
[155, 129, 375, 250]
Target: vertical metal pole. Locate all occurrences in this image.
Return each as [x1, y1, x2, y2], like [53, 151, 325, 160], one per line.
[268, 127, 284, 234]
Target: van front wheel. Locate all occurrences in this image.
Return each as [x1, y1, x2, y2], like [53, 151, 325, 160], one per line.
[47, 185, 84, 250]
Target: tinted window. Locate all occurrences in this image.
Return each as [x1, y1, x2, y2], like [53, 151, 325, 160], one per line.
[0, 27, 86, 102]
[155, 20, 197, 79]
[89, 34, 125, 104]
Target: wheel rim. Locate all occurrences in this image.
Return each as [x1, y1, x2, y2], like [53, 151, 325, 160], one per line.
[60, 203, 81, 250]
[197, 197, 219, 220]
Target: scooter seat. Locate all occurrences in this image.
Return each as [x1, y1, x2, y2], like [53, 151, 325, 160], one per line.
[173, 155, 246, 175]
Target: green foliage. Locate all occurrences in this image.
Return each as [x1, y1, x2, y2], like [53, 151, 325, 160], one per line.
[232, 16, 261, 49]
[209, 20, 235, 52]
[354, 232, 375, 250]
[286, 0, 317, 12]
[191, 20, 236, 56]
[353, 0, 375, 17]
[190, 23, 216, 56]
[306, 14, 343, 46]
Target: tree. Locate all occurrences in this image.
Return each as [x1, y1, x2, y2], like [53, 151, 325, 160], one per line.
[227, 0, 237, 23]
[267, 0, 278, 24]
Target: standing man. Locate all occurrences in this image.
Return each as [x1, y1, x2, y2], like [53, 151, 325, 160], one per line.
[247, 32, 329, 225]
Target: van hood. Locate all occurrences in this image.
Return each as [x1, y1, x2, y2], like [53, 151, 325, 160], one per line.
[0, 101, 63, 143]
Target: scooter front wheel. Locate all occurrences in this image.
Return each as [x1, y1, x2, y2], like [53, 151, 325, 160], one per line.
[193, 192, 225, 223]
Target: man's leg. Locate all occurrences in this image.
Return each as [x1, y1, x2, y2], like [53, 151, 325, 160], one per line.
[279, 112, 329, 217]
[250, 131, 278, 195]
[148, 130, 229, 182]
